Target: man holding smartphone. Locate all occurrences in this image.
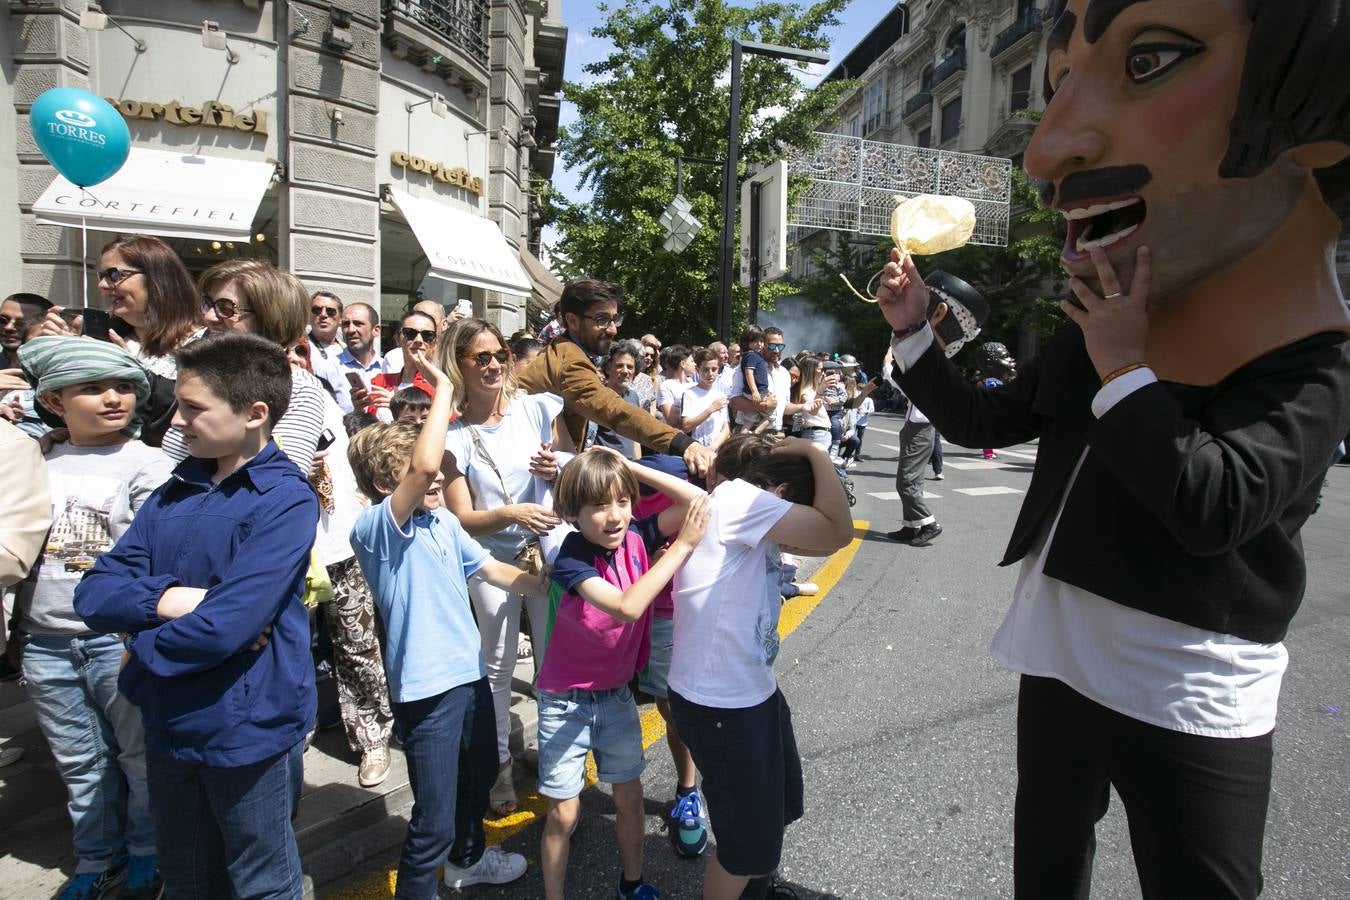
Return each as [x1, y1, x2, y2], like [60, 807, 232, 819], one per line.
[332, 303, 388, 413]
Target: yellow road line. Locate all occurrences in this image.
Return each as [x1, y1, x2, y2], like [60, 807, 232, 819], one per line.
[326, 520, 868, 898]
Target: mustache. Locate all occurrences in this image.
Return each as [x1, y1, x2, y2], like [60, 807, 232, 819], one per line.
[1038, 165, 1153, 206]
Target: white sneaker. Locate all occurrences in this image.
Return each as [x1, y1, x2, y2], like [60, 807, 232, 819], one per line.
[444, 846, 527, 888]
[358, 745, 390, 787]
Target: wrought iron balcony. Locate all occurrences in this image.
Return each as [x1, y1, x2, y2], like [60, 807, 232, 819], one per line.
[928, 46, 966, 90]
[383, 0, 489, 66]
[992, 6, 1040, 59]
[903, 91, 933, 119]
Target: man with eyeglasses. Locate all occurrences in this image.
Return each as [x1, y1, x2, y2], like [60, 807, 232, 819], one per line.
[332, 303, 388, 414]
[726, 327, 794, 436]
[306, 291, 345, 400]
[517, 279, 716, 476]
[1, 293, 54, 437]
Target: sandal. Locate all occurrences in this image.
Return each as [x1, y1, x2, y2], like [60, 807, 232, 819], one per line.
[490, 762, 518, 816]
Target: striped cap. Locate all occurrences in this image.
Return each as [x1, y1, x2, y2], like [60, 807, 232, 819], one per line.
[18, 335, 151, 411]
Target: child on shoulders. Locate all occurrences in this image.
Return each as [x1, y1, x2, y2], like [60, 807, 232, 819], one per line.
[537, 449, 711, 900]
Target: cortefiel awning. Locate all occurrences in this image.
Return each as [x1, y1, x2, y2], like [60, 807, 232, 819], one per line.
[388, 187, 530, 297]
[32, 147, 274, 241]
[519, 247, 564, 309]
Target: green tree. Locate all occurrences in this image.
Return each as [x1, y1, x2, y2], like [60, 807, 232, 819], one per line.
[796, 168, 1069, 370]
[544, 0, 853, 342]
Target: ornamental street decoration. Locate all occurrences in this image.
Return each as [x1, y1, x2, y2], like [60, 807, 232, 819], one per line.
[783, 132, 1012, 247]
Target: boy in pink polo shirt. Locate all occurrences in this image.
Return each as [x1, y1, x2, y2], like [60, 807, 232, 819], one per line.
[535, 450, 709, 900]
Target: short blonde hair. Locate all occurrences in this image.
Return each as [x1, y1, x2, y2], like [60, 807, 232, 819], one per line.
[347, 421, 419, 499]
[553, 451, 639, 520]
[199, 260, 307, 348]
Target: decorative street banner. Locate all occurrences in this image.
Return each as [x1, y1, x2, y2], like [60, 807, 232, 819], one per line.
[783, 132, 1012, 247]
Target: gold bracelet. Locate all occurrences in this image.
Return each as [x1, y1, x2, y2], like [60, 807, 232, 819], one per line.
[1101, 362, 1147, 386]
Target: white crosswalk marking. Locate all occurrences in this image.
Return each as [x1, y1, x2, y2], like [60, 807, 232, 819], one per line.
[877, 443, 900, 452]
[868, 426, 899, 436]
[867, 491, 941, 500]
[954, 486, 1024, 496]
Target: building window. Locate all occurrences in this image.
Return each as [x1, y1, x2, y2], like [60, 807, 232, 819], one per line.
[941, 97, 961, 144]
[917, 126, 932, 149]
[1010, 65, 1032, 113]
[863, 80, 887, 135]
[1017, 0, 1035, 17]
[945, 24, 966, 57]
[847, 116, 860, 137]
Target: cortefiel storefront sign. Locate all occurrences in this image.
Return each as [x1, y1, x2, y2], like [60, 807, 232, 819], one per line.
[108, 99, 268, 136]
[390, 151, 483, 194]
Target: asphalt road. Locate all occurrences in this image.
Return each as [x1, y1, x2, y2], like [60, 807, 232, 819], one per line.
[330, 410, 1350, 898]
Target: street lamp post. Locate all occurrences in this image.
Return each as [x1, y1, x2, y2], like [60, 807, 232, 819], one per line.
[716, 38, 829, 343]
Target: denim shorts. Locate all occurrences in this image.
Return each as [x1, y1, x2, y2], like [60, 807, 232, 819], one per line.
[636, 616, 674, 700]
[536, 685, 645, 798]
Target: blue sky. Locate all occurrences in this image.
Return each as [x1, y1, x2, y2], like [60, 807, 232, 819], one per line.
[544, 0, 892, 252]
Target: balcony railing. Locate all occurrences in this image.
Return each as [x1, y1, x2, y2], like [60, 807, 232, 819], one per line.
[928, 46, 966, 89]
[903, 91, 933, 118]
[992, 6, 1040, 59]
[383, 0, 489, 66]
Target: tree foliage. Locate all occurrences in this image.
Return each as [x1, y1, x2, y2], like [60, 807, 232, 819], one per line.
[795, 168, 1070, 370]
[544, 0, 853, 343]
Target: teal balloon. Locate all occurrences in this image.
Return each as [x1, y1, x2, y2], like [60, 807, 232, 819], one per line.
[30, 88, 130, 188]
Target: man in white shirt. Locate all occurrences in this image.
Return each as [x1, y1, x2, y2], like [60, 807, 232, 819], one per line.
[307, 291, 344, 398]
[334, 303, 388, 413]
[727, 326, 792, 432]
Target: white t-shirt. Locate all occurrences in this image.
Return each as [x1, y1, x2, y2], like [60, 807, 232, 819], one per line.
[311, 391, 365, 567]
[730, 364, 791, 429]
[715, 365, 737, 397]
[856, 396, 875, 427]
[443, 392, 565, 562]
[658, 377, 688, 424]
[670, 478, 792, 708]
[679, 384, 728, 446]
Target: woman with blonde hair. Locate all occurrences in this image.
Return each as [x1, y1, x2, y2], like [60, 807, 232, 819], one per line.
[437, 317, 574, 815]
[790, 356, 829, 450]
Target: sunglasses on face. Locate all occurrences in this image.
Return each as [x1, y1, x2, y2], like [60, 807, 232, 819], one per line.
[98, 267, 142, 286]
[288, 343, 310, 358]
[766, 342, 786, 352]
[0, 314, 23, 328]
[311, 306, 338, 318]
[461, 350, 510, 367]
[400, 327, 438, 343]
[202, 296, 250, 319]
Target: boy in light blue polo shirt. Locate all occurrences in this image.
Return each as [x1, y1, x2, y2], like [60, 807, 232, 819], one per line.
[347, 349, 547, 899]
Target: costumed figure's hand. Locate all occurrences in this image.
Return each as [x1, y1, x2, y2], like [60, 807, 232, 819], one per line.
[1060, 247, 1151, 380]
[875, 249, 931, 333]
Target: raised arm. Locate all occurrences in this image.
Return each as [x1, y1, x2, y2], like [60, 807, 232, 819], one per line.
[764, 438, 854, 555]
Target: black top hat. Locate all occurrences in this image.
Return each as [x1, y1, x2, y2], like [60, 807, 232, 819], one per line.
[924, 271, 990, 325]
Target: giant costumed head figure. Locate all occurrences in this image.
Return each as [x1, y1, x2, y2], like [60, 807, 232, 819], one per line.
[1031, 0, 1350, 381]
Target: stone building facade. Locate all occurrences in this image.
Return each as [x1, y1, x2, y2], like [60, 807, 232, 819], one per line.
[1, 0, 566, 331]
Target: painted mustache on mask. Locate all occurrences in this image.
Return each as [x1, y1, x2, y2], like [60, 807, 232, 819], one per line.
[1037, 165, 1153, 207]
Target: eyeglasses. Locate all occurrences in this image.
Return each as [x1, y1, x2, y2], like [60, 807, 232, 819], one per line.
[461, 350, 510, 367]
[400, 327, 438, 343]
[766, 342, 786, 352]
[98, 267, 142, 286]
[580, 312, 624, 329]
[311, 305, 338, 318]
[202, 296, 251, 319]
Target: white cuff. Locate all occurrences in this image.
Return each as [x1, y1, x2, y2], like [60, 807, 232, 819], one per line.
[1091, 367, 1158, 418]
[889, 323, 934, 374]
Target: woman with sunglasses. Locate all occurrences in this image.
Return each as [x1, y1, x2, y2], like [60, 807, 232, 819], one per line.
[175, 259, 327, 476]
[39, 235, 205, 446]
[364, 311, 439, 421]
[438, 318, 574, 817]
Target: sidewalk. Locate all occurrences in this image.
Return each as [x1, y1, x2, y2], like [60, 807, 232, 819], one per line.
[0, 654, 541, 899]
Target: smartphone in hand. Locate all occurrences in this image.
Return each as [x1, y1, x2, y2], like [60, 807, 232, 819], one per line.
[81, 308, 112, 341]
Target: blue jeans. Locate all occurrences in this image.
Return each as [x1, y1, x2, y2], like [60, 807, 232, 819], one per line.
[147, 742, 305, 899]
[21, 631, 155, 874]
[392, 677, 496, 900]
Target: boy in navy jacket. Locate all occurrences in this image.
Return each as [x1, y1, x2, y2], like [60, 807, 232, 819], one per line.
[76, 332, 319, 900]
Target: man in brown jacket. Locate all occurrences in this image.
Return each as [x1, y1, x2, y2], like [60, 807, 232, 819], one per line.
[518, 279, 715, 477]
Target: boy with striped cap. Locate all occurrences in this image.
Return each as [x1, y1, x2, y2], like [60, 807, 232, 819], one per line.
[13, 335, 173, 900]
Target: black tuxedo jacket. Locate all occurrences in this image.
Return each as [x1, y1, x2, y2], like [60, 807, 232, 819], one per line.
[894, 325, 1350, 643]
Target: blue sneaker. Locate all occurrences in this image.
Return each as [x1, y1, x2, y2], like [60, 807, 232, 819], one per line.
[122, 853, 164, 900]
[668, 789, 708, 859]
[58, 861, 125, 900]
[616, 876, 661, 899]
